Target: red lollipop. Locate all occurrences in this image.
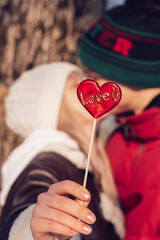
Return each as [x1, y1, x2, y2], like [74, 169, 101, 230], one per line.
[77, 79, 122, 119]
[77, 79, 122, 190]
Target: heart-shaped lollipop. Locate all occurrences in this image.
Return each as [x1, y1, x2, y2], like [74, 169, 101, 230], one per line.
[77, 79, 122, 191]
[77, 79, 122, 119]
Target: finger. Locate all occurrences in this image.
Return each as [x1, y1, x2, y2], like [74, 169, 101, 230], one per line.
[49, 180, 91, 202]
[34, 204, 96, 229]
[37, 193, 96, 225]
[31, 218, 78, 237]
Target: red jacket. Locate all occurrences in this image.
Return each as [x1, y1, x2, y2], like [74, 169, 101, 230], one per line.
[106, 106, 160, 240]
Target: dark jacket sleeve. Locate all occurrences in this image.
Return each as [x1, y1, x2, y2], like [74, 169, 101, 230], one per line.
[0, 152, 120, 240]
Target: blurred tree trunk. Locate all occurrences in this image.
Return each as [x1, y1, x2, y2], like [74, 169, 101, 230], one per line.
[0, 0, 105, 188]
[0, 0, 105, 85]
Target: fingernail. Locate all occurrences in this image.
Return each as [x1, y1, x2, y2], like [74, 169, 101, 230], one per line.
[82, 191, 90, 199]
[86, 214, 95, 223]
[83, 225, 92, 233]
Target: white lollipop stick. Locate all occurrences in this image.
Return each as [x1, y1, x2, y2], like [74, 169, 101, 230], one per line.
[83, 118, 97, 188]
[80, 118, 97, 208]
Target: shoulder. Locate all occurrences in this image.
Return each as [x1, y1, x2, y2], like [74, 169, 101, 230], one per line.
[1, 152, 81, 224]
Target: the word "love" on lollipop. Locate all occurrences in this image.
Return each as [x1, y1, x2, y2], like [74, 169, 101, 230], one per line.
[77, 79, 122, 119]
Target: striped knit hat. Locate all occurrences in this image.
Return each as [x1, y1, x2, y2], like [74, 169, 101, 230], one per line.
[79, 0, 160, 88]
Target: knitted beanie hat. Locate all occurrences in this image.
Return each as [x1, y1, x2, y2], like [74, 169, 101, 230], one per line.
[5, 62, 82, 137]
[79, 0, 160, 88]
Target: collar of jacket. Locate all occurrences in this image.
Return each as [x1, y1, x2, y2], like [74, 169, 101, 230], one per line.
[117, 107, 160, 141]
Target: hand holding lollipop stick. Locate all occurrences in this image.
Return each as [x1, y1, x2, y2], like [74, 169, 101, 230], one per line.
[77, 79, 122, 194]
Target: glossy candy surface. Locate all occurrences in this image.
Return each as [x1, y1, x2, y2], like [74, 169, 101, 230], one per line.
[77, 79, 122, 119]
